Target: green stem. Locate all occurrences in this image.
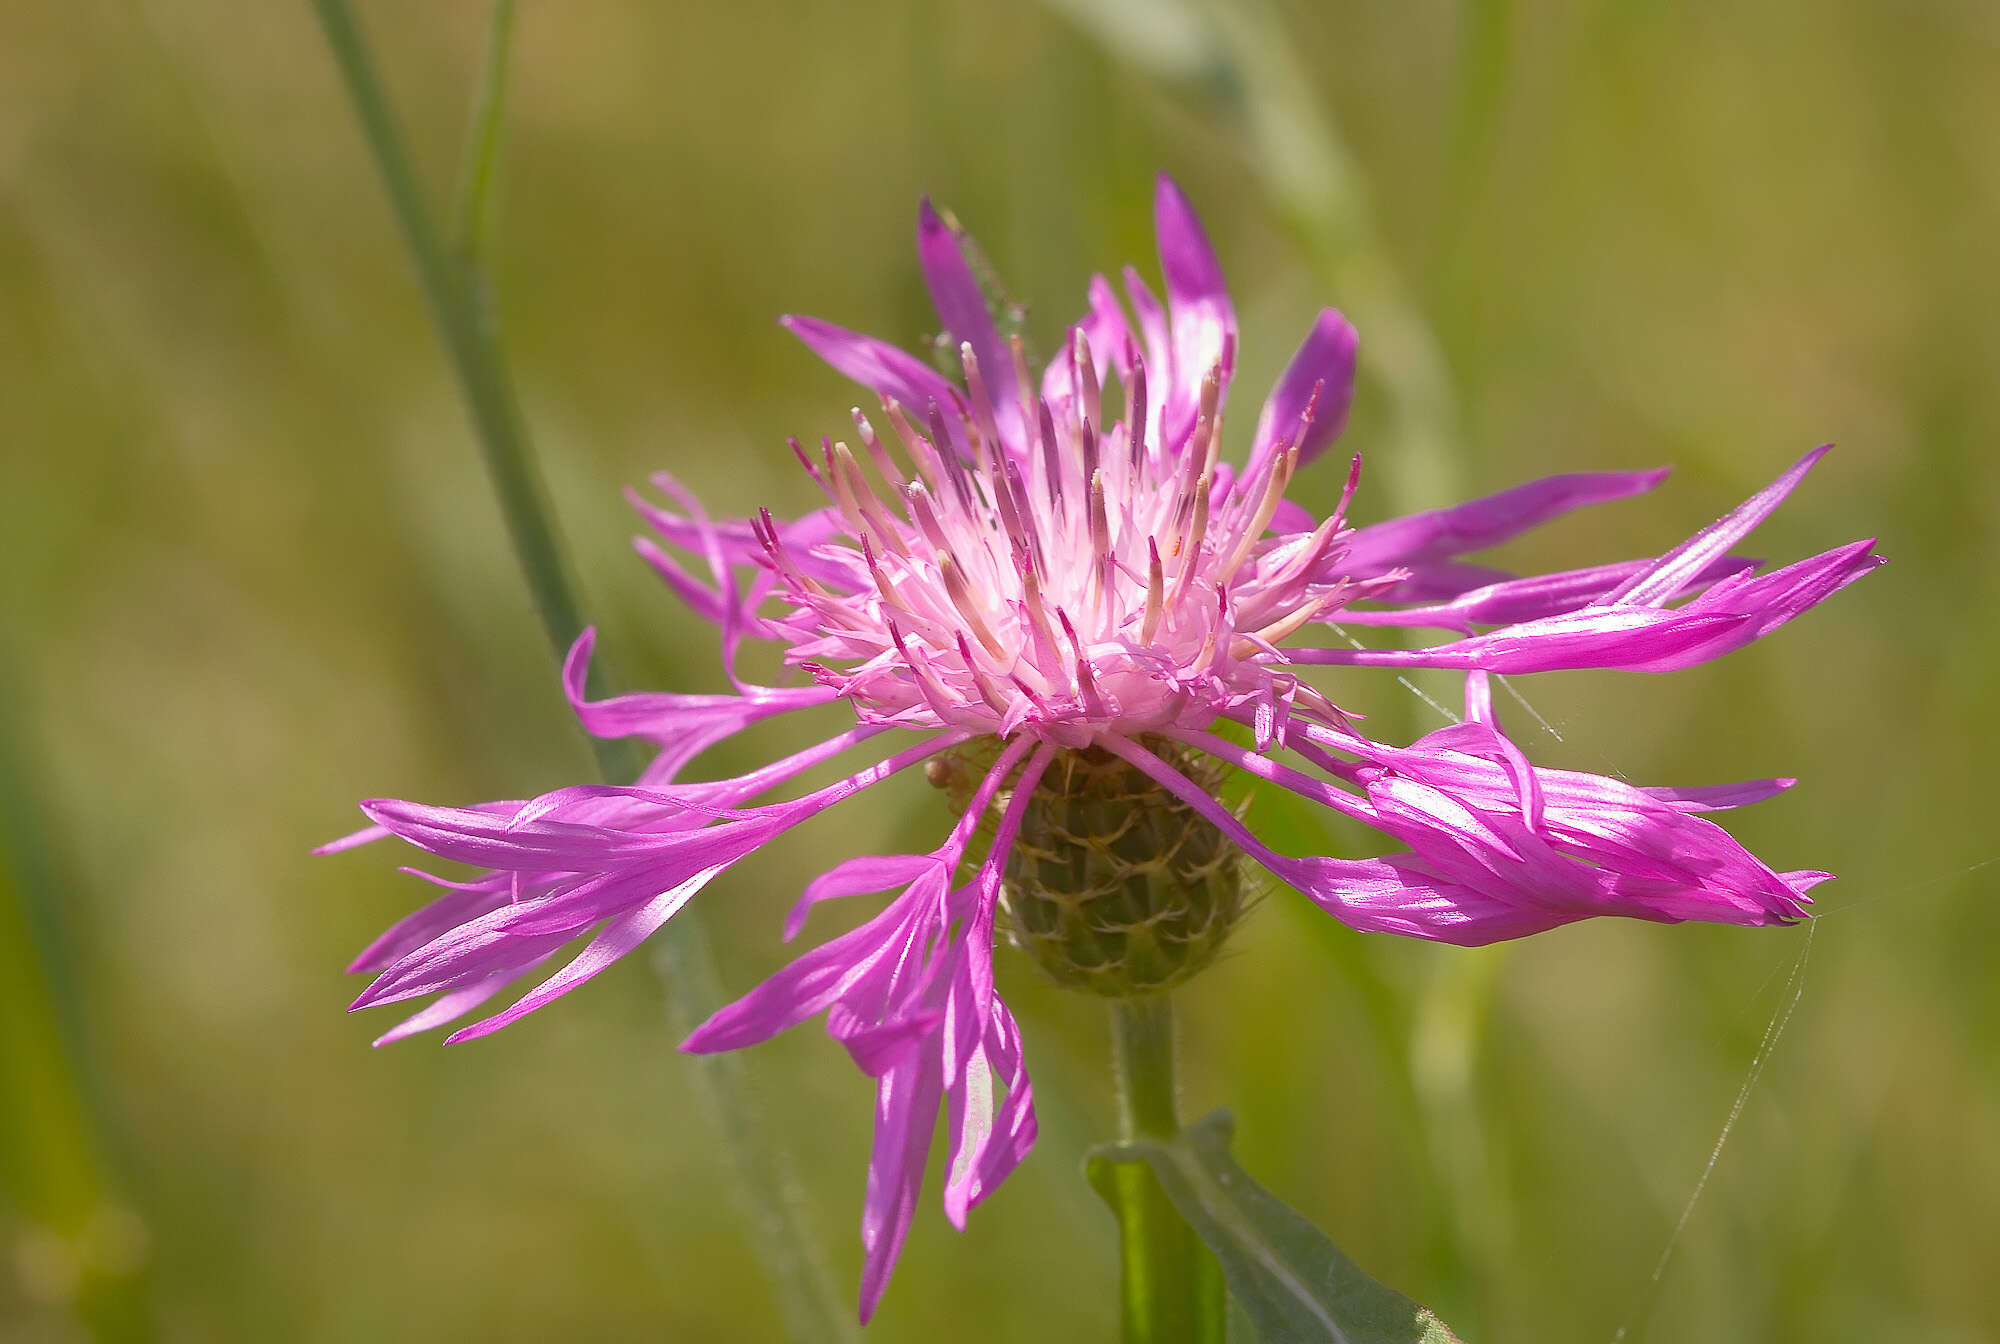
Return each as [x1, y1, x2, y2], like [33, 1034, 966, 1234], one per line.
[308, 0, 633, 780]
[450, 0, 516, 266]
[307, 5, 854, 1339]
[1106, 997, 1225, 1344]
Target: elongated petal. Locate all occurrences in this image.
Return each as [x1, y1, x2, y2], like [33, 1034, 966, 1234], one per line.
[347, 878, 509, 975]
[1042, 274, 1136, 412]
[782, 314, 965, 452]
[1343, 468, 1671, 574]
[917, 199, 1022, 450]
[371, 958, 551, 1047]
[563, 628, 833, 753]
[858, 1047, 944, 1323]
[684, 875, 945, 1054]
[1603, 446, 1830, 606]
[1155, 174, 1236, 448]
[1289, 607, 1753, 673]
[1251, 309, 1357, 470]
[784, 853, 939, 940]
[1122, 264, 1173, 433]
[1338, 555, 1757, 632]
[444, 884, 701, 1042]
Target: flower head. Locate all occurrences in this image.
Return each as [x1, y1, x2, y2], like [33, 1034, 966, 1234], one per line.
[327, 176, 1879, 1319]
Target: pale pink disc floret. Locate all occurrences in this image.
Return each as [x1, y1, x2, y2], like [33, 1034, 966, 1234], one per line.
[326, 177, 1880, 1319]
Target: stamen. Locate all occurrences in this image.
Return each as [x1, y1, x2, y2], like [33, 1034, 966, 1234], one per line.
[928, 401, 978, 513]
[1020, 564, 1064, 666]
[754, 506, 826, 597]
[991, 450, 1029, 550]
[954, 632, 1011, 714]
[1007, 672, 1049, 711]
[1088, 469, 1114, 604]
[1056, 607, 1102, 710]
[1073, 326, 1100, 435]
[882, 399, 945, 488]
[1267, 513, 1343, 593]
[861, 532, 905, 612]
[1142, 536, 1165, 643]
[850, 408, 902, 486]
[903, 481, 952, 555]
[1231, 593, 1336, 659]
[1193, 360, 1225, 482]
[1003, 457, 1048, 577]
[886, 616, 956, 719]
[1036, 398, 1065, 513]
[821, 437, 866, 533]
[1010, 334, 1036, 437]
[960, 342, 1001, 460]
[1292, 379, 1323, 448]
[1191, 588, 1227, 674]
[1166, 472, 1211, 614]
[1332, 452, 1364, 529]
[1127, 360, 1148, 475]
[1170, 411, 1211, 533]
[1218, 444, 1298, 583]
[787, 436, 825, 488]
[939, 553, 1008, 659]
[834, 442, 906, 554]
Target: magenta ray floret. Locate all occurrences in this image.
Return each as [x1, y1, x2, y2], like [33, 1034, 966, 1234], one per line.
[328, 175, 1879, 1319]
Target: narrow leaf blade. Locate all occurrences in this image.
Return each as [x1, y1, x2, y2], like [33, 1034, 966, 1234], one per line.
[1103, 1111, 1465, 1344]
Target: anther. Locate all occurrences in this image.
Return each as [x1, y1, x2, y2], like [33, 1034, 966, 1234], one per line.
[954, 632, 1011, 714]
[961, 342, 1001, 459]
[1230, 593, 1335, 659]
[851, 408, 902, 486]
[1020, 565, 1064, 666]
[903, 481, 952, 555]
[1166, 472, 1211, 614]
[939, 553, 1008, 660]
[1073, 327, 1100, 435]
[861, 533, 905, 612]
[1088, 469, 1115, 604]
[822, 437, 866, 532]
[1037, 399, 1066, 513]
[788, 436, 825, 487]
[1127, 360, 1149, 475]
[1142, 536, 1165, 643]
[882, 399, 946, 488]
[1010, 335, 1036, 438]
[834, 442, 905, 554]
[928, 400, 978, 513]
[886, 616, 956, 719]
[1003, 457, 1048, 576]
[1055, 608, 1102, 710]
[1218, 444, 1297, 583]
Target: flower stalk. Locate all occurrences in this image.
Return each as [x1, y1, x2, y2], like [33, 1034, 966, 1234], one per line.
[1104, 996, 1225, 1343]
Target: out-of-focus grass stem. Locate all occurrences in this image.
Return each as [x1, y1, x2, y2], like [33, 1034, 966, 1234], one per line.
[1041, 0, 1466, 513]
[450, 0, 515, 269]
[0, 651, 151, 1340]
[306, 4, 855, 1338]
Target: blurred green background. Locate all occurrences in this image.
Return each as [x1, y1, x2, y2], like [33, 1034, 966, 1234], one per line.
[3, 1, 1996, 1340]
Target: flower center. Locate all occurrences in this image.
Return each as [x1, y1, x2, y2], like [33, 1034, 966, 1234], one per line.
[934, 736, 1248, 997]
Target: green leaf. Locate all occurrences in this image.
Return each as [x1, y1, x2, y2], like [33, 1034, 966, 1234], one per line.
[1093, 1111, 1466, 1344]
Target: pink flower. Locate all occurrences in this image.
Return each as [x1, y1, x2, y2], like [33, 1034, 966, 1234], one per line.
[327, 177, 1878, 1318]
